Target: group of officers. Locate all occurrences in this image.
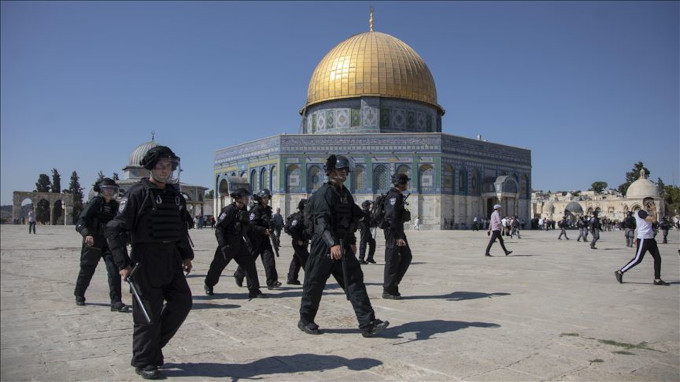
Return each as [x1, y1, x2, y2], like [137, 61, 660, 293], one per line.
[72, 147, 413, 380]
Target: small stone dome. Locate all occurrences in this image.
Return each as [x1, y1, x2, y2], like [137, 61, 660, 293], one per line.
[565, 201, 583, 214]
[129, 140, 159, 167]
[626, 177, 658, 199]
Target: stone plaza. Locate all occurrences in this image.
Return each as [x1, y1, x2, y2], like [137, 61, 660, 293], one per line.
[1, 224, 678, 381]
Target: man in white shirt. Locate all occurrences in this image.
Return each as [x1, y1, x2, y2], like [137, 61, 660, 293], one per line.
[485, 204, 512, 257]
[614, 197, 669, 285]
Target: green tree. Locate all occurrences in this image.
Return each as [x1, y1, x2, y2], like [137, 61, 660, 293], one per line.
[590, 181, 608, 194]
[34, 173, 51, 192]
[51, 168, 61, 193]
[657, 177, 666, 197]
[205, 189, 214, 199]
[113, 172, 120, 181]
[662, 185, 680, 217]
[51, 169, 62, 224]
[618, 161, 650, 196]
[67, 171, 84, 224]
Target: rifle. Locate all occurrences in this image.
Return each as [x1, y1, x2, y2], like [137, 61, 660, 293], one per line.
[125, 263, 152, 324]
[338, 239, 350, 300]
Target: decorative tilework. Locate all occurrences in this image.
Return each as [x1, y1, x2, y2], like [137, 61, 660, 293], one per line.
[326, 110, 335, 129]
[363, 107, 377, 128]
[351, 108, 361, 127]
[318, 112, 326, 131]
[380, 108, 390, 128]
[393, 109, 405, 128]
[407, 112, 415, 128]
[337, 109, 349, 128]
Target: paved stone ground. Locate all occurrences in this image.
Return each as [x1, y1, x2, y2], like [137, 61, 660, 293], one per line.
[1, 224, 678, 381]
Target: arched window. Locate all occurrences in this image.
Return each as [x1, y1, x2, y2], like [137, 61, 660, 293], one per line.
[374, 165, 389, 193]
[458, 169, 467, 193]
[520, 175, 528, 197]
[250, 169, 257, 193]
[420, 164, 435, 191]
[354, 165, 366, 190]
[260, 167, 269, 190]
[308, 166, 323, 192]
[396, 164, 411, 179]
[271, 166, 277, 192]
[442, 164, 454, 193]
[470, 171, 478, 195]
[286, 165, 301, 193]
[218, 178, 228, 196]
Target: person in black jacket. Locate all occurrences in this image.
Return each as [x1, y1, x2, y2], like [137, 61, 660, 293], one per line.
[74, 177, 130, 312]
[233, 189, 281, 289]
[298, 154, 388, 338]
[105, 146, 193, 380]
[623, 211, 636, 247]
[590, 211, 602, 249]
[285, 199, 309, 285]
[382, 173, 413, 300]
[358, 200, 376, 264]
[204, 188, 265, 298]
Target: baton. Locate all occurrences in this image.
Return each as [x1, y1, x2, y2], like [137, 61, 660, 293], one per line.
[339, 239, 350, 300]
[269, 231, 280, 257]
[125, 264, 152, 324]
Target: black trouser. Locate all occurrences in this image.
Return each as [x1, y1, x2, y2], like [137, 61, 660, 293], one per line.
[558, 228, 569, 240]
[28, 222, 36, 234]
[591, 229, 600, 247]
[577, 228, 587, 241]
[235, 241, 278, 287]
[485, 230, 509, 255]
[358, 228, 376, 261]
[74, 243, 122, 305]
[288, 241, 309, 282]
[620, 238, 662, 279]
[625, 228, 635, 247]
[205, 246, 262, 296]
[383, 235, 412, 295]
[129, 245, 192, 368]
[662, 230, 669, 244]
[299, 239, 375, 329]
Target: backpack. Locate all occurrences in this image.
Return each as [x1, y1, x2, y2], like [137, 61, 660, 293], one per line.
[370, 193, 388, 229]
[284, 211, 304, 238]
[303, 191, 317, 239]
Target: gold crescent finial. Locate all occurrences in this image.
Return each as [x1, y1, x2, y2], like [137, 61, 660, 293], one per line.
[151, 130, 155, 141]
[369, 6, 374, 32]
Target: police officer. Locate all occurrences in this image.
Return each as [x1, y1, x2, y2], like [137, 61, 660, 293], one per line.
[623, 211, 636, 247]
[204, 188, 265, 299]
[382, 173, 413, 300]
[74, 177, 131, 312]
[233, 189, 281, 289]
[285, 199, 309, 285]
[659, 217, 671, 244]
[105, 146, 193, 380]
[298, 154, 388, 337]
[557, 216, 570, 240]
[576, 216, 588, 242]
[590, 211, 602, 249]
[358, 200, 376, 265]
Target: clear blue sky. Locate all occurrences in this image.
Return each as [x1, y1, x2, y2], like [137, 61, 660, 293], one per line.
[2, 1, 678, 205]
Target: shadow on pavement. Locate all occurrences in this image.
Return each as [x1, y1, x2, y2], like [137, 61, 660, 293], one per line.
[401, 291, 510, 301]
[382, 319, 501, 343]
[163, 354, 382, 380]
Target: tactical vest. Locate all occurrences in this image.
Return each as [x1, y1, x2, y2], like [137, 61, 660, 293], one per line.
[133, 187, 184, 243]
[331, 186, 354, 234]
[88, 197, 118, 236]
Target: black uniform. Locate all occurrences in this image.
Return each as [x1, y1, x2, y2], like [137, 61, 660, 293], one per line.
[659, 218, 671, 244]
[205, 202, 263, 297]
[285, 210, 309, 284]
[74, 196, 122, 306]
[234, 203, 280, 287]
[382, 187, 412, 297]
[299, 182, 378, 331]
[358, 208, 376, 263]
[106, 178, 193, 369]
[623, 214, 636, 247]
[590, 215, 602, 249]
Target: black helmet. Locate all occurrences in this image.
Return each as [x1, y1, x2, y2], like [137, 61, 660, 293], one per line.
[391, 173, 410, 186]
[298, 198, 307, 211]
[324, 154, 352, 175]
[140, 146, 180, 170]
[361, 200, 372, 208]
[93, 177, 118, 193]
[230, 188, 250, 199]
[256, 189, 271, 199]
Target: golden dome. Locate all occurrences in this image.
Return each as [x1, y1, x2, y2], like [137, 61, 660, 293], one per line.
[304, 31, 443, 113]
